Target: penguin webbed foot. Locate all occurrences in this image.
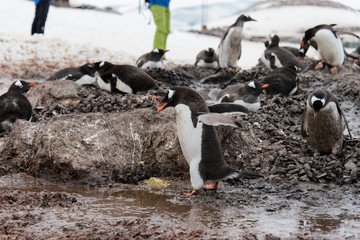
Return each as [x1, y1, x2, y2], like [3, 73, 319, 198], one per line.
[330, 66, 338, 74]
[203, 182, 218, 190]
[314, 61, 324, 70]
[181, 189, 198, 197]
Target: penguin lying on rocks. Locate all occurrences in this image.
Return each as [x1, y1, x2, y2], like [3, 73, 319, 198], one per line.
[300, 24, 360, 74]
[195, 48, 219, 69]
[0, 80, 36, 132]
[262, 65, 299, 96]
[301, 89, 352, 155]
[47, 63, 96, 85]
[154, 86, 260, 197]
[93, 61, 158, 94]
[215, 81, 268, 112]
[218, 14, 256, 71]
[261, 35, 306, 70]
[136, 48, 168, 70]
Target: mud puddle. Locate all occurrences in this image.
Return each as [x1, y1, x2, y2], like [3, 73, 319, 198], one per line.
[1, 174, 360, 239]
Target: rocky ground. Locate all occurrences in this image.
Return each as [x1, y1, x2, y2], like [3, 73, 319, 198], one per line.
[0, 51, 360, 239]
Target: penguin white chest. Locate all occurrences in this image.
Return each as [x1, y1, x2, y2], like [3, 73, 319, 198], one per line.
[174, 104, 204, 189]
[75, 75, 96, 86]
[315, 30, 344, 66]
[141, 61, 164, 70]
[174, 104, 203, 164]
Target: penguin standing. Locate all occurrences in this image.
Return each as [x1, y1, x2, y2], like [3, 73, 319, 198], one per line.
[215, 81, 268, 112]
[262, 65, 299, 96]
[301, 89, 351, 154]
[0, 80, 36, 132]
[155, 86, 259, 197]
[299, 24, 359, 74]
[93, 61, 158, 94]
[47, 63, 97, 85]
[136, 49, 168, 70]
[261, 35, 306, 70]
[195, 48, 219, 69]
[218, 14, 256, 70]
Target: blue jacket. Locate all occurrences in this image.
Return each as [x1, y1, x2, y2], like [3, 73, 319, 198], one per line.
[149, 0, 170, 8]
[34, 0, 48, 6]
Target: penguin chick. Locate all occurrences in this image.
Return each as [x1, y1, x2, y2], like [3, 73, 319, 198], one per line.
[195, 48, 219, 69]
[155, 86, 259, 197]
[0, 80, 36, 132]
[136, 48, 169, 69]
[47, 63, 96, 85]
[215, 81, 268, 112]
[261, 35, 306, 70]
[301, 89, 348, 154]
[218, 14, 256, 70]
[262, 65, 299, 96]
[93, 61, 158, 94]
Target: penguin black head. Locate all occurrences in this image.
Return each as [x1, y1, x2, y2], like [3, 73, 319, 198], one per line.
[206, 48, 215, 57]
[245, 81, 269, 97]
[234, 14, 256, 26]
[93, 61, 114, 74]
[79, 63, 97, 76]
[152, 48, 169, 59]
[155, 87, 206, 113]
[269, 35, 280, 47]
[309, 89, 328, 114]
[9, 80, 37, 94]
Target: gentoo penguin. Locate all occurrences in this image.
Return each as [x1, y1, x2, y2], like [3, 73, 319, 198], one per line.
[136, 48, 169, 69]
[155, 86, 259, 197]
[0, 80, 36, 132]
[218, 14, 256, 70]
[195, 48, 219, 69]
[215, 81, 268, 112]
[261, 35, 306, 70]
[93, 61, 158, 94]
[301, 89, 351, 154]
[47, 63, 97, 85]
[299, 24, 360, 74]
[262, 65, 299, 96]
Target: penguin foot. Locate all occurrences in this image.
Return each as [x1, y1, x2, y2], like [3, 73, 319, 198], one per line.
[203, 182, 218, 190]
[314, 61, 324, 70]
[330, 66, 338, 74]
[181, 189, 198, 197]
[147, 95, 161, 102]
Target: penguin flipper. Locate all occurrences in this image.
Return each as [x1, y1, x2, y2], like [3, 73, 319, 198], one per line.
[198, 113, 240, 128]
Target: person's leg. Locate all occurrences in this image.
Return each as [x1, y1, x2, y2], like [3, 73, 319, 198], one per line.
[35, 0, 50, 34]
[163, 7, 170, 49]
[151, 5, 168, 50]
[31, 4, 41, 35]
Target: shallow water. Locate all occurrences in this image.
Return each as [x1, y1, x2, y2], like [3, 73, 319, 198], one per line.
[1, 174, 359, 239]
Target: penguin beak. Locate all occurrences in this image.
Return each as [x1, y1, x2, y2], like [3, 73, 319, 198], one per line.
[250, 17, 256, 21]
[261, 84, 269, 89]
[28, 83, 37, 87]
[155, 102, 169, 113]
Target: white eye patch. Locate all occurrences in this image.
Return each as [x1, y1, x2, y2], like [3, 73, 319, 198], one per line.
[153, 48, 159, 53]
[311, 95, 325, 105]
[248, 81, 256, 88]
[168, 89, 175, 99]
[15, 80, 23, 88]
[99, 61, 105, 67]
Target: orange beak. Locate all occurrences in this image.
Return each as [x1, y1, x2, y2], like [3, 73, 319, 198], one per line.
[28, 83, 37, 87]
[250, 17, 257, 21]
[261, 84, 269, 89]
[301, 40, 305, 48]
[155, 102, 169, 113]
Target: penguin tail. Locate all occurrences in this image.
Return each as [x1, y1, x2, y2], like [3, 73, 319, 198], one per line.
[224, 170, 263, 185]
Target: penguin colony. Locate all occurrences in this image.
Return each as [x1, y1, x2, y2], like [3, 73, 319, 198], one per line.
[1, 14, 358, 197]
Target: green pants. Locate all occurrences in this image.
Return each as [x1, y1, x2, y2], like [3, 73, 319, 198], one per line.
[150, 5, 170, 50]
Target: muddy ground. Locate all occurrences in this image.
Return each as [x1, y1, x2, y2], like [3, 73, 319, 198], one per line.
[0, 52, 360, 239]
